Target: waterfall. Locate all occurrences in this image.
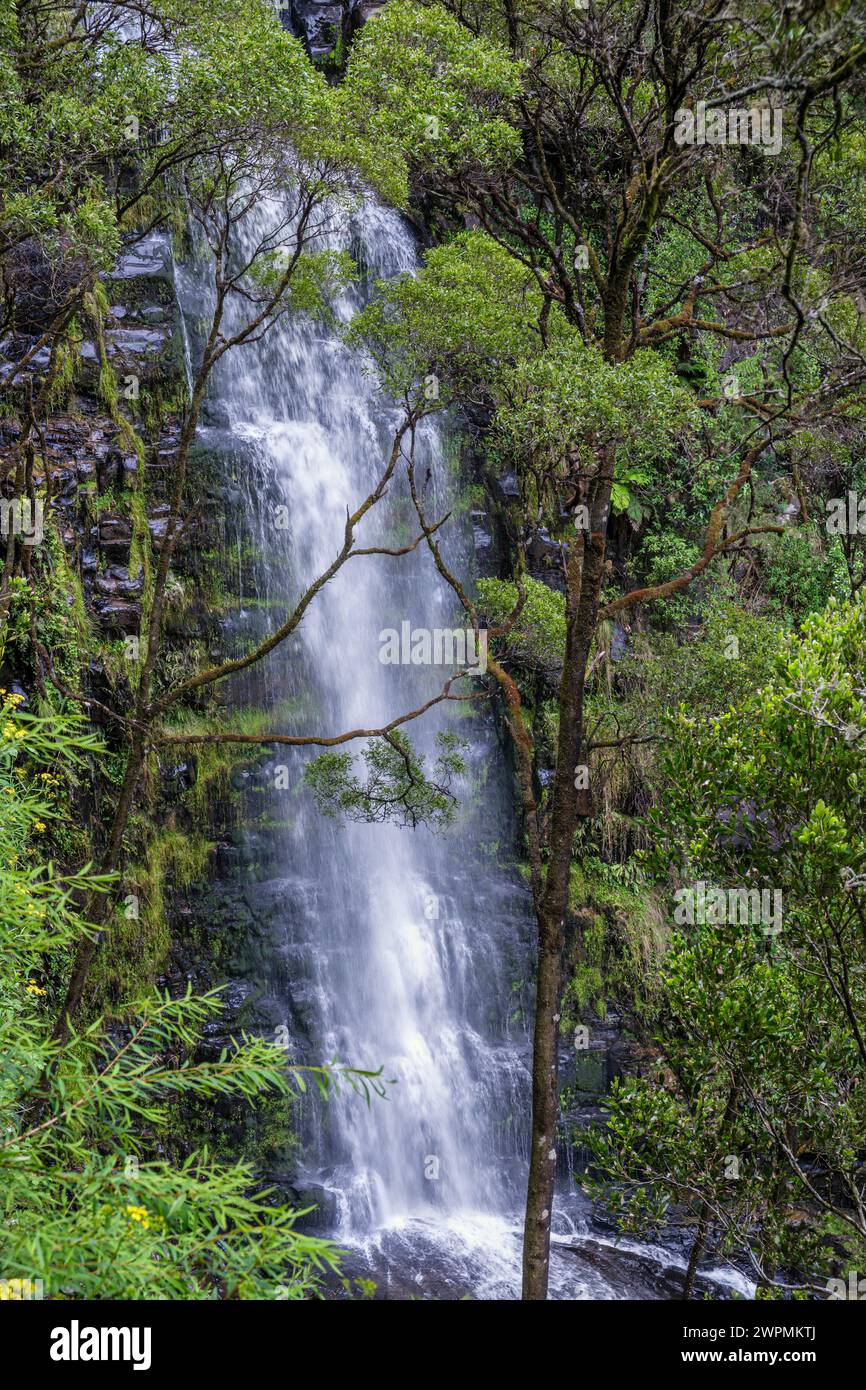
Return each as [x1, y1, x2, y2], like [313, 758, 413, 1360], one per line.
[174, 195, 753, 1300]
[176, 195, 544, 1296]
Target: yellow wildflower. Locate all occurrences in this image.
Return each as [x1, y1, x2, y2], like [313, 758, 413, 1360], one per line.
[125, 1205, 151, 1230]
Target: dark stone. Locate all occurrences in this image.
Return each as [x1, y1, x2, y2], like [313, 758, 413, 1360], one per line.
[110, 232, 172, 285]
[351, 0, 385, 26]
[610, 622, 630, 662]
[288, 1182, 338, 1229]
[94, 566, 142, 599]
[97, 514, 132, 562]
[92, 597, 140, 634]
[106, 326, 170, 357]
[147, 510, 170, 546]
[289, 0, 349, 59]
[493, 471, 521, 503]
[526, 527, 562, 565]
[470, 507, 498, 579]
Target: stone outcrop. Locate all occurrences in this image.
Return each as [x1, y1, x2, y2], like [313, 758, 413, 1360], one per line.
[279, 0, 386, 63]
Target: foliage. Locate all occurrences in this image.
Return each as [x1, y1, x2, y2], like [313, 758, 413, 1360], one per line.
[349, 229, 548, 406]
[0, 700, 386, 1299]
[305, 730, 467, 832]
[761, 527, 848, 622]
[584, 597, 866, 1292]
[478, 575, 565, 679]
[340, 0, 522, 206]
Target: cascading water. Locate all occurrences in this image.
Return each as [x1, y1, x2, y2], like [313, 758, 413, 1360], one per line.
[175, 195, 753, 1300]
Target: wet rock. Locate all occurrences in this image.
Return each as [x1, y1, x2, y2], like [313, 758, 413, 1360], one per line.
[493, 471, 521, 504]
[147, 505, 172, 546]
[471, 507, 498, 579]
[94, 565, 142, 599]
[110, 232, 172, 284]
[290, 0, 349, 59]
[97, 513, 132, 562]
[555, 1234, 740, 1301]
[288, 1182, 338, 1229]
[227, 825, 271, 869]
[527, 527, 563, 568]
[610, 621, 630, 662]
[106, 325, 170, 357]
[92, 597, 140, 634]
[351, 0, 385, 26]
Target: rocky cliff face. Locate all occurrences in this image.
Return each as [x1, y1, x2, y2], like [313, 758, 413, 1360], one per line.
[278, 0, 385, 63]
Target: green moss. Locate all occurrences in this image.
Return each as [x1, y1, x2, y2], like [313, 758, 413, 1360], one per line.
[0, 519, 94, 691]
[163, 700, 311, 818]
[90, 824, 213, 1010]
[127, 485, 152, 631]
[85, 285, 148, 466]
[562, 910, 607, 1028]
[170, 1085, 299, 1171]
[565, 856, 667, 1029]
[44, 332, 80, 411]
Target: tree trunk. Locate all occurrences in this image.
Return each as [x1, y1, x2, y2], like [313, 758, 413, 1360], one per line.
[521, 459, 614, 1299]
[682, 1208, 710, 1300]
[521, 913, 566, 1298]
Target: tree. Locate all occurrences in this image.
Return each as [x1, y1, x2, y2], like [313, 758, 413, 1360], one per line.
[0, 2, 472, 1049]
[584, 595, 866, 1297]
[339, 0, 866, 1296]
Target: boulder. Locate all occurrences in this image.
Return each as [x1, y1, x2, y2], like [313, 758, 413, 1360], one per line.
[289, 0, 349, 59]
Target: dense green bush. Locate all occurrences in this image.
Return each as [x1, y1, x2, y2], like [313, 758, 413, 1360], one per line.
[0, 698, 370, 1299]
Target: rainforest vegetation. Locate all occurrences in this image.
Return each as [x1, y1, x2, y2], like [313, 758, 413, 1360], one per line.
[1, 0, 866, 1306]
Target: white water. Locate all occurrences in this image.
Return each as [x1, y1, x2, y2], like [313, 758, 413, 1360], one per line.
[175, 196, 752, 1301]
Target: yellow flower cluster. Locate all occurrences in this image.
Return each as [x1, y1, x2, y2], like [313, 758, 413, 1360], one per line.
[125, 1205, 152, 1230]
[25, 981, 47, 997]
[0, 691, 27, 748]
